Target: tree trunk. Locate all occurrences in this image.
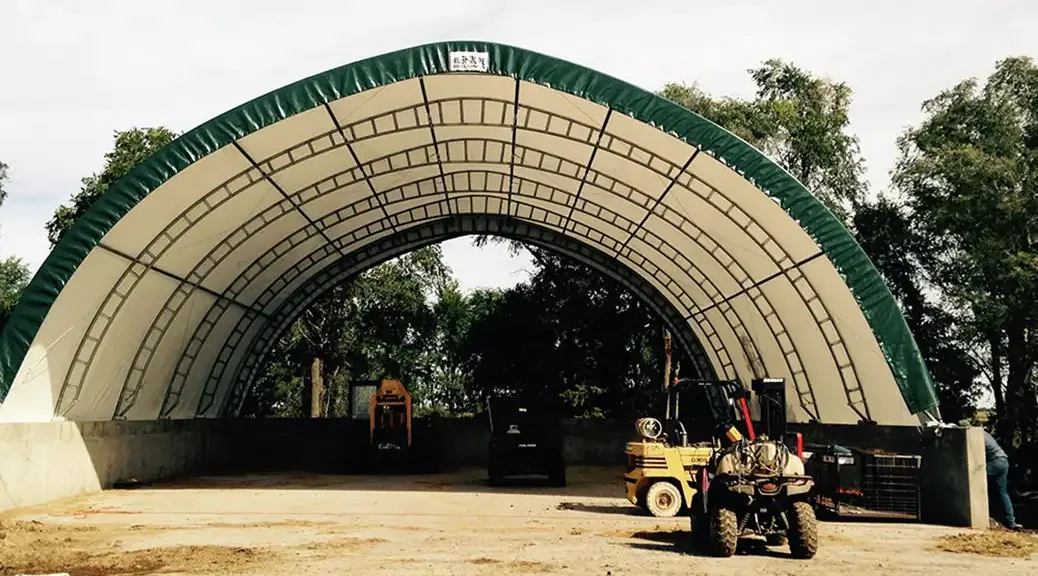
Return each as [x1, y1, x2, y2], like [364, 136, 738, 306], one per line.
[663, 328, 672, 419]
[990, 334, 1007, 438]
[662, 328, 673, 391]
[310, 356, 324, 418]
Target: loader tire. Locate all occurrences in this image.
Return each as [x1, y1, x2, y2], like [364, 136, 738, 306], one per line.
[709, 505, 739, 557]
[645, 481, 682, 518]
[488, 455, 504, 487]
[788, 501, 819, 559]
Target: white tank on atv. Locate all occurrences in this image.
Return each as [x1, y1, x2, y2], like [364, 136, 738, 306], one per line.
[714, 437, 805, 476]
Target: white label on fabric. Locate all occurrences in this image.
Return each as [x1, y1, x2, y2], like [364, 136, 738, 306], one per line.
[449, 51, 490, 72]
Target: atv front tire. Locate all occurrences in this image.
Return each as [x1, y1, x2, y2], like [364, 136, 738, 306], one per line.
[645, 481, 682, 518]
[708, 505, 739, 557]
[787, 501, 819, 559]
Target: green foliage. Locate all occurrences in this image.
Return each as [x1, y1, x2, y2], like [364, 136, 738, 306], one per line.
[660, 60, 868, 221]
[887, 56, 1038, 446]
[47, 127, 177, 247]
[241, 246, 454, 418]
[852, 197, 980, 422]
[0, 256, 31, 333]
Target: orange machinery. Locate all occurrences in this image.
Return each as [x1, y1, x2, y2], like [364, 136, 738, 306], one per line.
[368, 378, 412, 451]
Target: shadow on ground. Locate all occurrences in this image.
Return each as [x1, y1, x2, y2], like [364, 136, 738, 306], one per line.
[108, 467, 631, 501]
[622, 529, 800, 559]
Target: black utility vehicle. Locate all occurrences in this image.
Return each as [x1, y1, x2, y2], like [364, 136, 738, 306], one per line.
[486, 396, 566, 487]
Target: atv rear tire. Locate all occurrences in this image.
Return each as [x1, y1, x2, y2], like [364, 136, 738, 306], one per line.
[708, 505, 739, 557]
[787, 501, 819, 559]
[645, 481, 682, 518]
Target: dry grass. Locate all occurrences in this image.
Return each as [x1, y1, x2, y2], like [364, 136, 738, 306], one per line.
[934, 530, 1038, 558]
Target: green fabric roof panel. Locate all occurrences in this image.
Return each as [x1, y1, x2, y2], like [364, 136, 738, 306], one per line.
[0, 41, 938, 423]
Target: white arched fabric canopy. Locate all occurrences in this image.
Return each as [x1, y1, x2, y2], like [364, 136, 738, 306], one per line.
[0, 42, 937, 425]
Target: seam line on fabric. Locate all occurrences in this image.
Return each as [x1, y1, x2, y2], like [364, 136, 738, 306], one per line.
[231, 141, 347, 260]
[616, 148, 700, 258]
[419, 76, 453, 217]
[689, 250, 827, 319]
[562, 107, 613, 232]
[96, 242, 270, 319]
[322, 103, 398, 233]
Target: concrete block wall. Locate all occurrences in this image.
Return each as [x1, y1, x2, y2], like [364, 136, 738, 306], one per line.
[0, 420, 233, 511]
[0, 417, 988, 528]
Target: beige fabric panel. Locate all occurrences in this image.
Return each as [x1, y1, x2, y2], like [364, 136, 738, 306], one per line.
[724, 292, 810, 423]
[798, 258, 915, 425]
[518, 80, 610, 131]
[100, 145, 252, 256]
[267, 138, 359, 199]
[605, 111, 697, 171]
[297, 178, 381, 228]
[659, 180, 781, 283]
[327, 78, 425, 127]
[758, 273, 859, 424]
[154, 179, 285, 279]
[623, 234, 719, 314]
[233, 235, 329, 307]
[0, 248, 130, 422]
[515, 129, 594, 180]
[687, 152, 819, 264]
[123, 290, 217, 420]
[425, 73, 515, 103]
[196, 210, 314, 295]
[237, 105, 338, 163]
[262, 248, 342, 315]
[202, 318, 268, 418]
[637, 212, 742, 300]
[65, 269, 181, 421]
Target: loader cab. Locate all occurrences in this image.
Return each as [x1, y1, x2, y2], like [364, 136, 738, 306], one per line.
[368, 379, 412, 451]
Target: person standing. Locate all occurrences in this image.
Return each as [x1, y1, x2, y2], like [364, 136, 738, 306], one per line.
[974, 423, 1021, 531]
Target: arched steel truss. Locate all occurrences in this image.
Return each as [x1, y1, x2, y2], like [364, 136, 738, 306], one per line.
[0, 42, 936, 425]
[50, 96, 871, 421]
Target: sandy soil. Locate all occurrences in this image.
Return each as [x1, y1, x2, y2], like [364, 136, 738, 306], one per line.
[1, 466, 1035, 575]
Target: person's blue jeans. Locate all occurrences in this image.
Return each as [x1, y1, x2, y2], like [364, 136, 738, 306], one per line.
[987, 456, 1017, 528]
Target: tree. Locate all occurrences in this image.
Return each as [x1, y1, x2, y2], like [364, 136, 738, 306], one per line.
[47, 127, 177, 246]
[0, 257, 31, 333]
[242, 246, 455, 418]
[0, 163, 31, 332]
[852, 197, 981, 421]
[891, 56, 1038, 446]
[661, 60, 868, 221]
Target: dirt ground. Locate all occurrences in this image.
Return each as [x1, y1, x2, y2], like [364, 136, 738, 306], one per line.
[2, 466, 1035, 575]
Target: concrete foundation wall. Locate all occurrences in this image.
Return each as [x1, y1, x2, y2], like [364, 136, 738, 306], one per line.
[0, 420, 234, 511]
[0, 417, 983, 527]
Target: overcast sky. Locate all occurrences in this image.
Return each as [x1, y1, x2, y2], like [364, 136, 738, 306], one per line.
[0, 0, 1035, 292]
